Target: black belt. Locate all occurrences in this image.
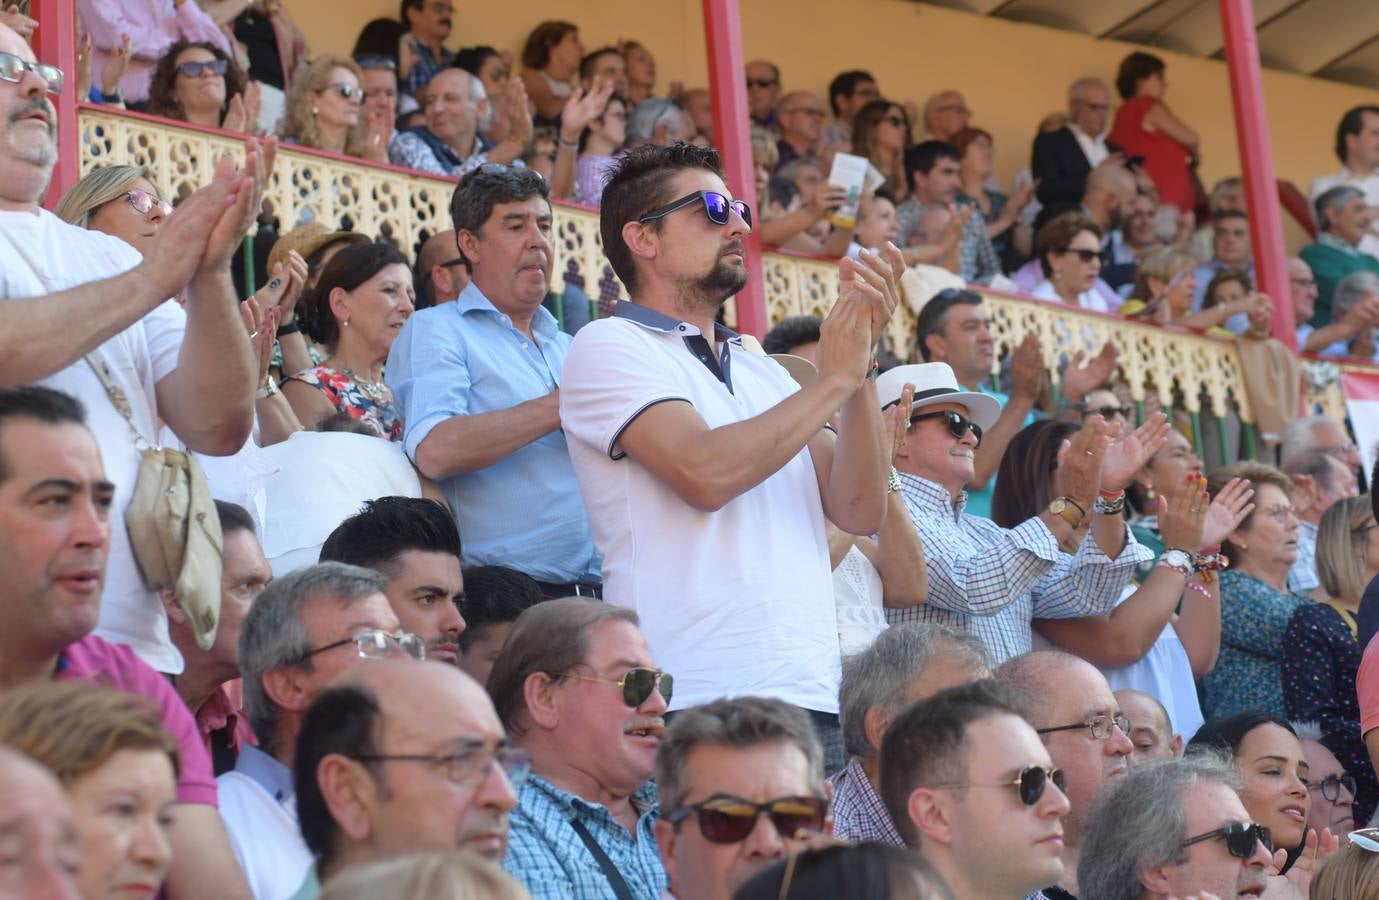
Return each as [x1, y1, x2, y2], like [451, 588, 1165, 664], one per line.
[536, 581, 603, 599]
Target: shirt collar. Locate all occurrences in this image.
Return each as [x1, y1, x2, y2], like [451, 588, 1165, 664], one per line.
[527, 773, 660, 818]
[1319, 231, 1361, 254]
[455, 282, 559, 337]
[898, 471, 966, 515]
[611, 300, 742, 343]
[235, 744, 295, 804]
[1067, 122, 1106, 144]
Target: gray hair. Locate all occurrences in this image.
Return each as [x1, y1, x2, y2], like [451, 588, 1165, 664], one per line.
[1316, 185, 1365, 232]
[628, 98, 691, 144]
[654, 696, 825, 812]
[1067, 77, 1107, 101]
[1077, 752, 1242, 900]
[1290, 720, 1324, 743]
[1281, 415, 1339, 466]
[1333, 271, 1379, 320]
[994, 649, 1089, 729]
[239, 562, 388, 756]
[839, 624, 989, 760]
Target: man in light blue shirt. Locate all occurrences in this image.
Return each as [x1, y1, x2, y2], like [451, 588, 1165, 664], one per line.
[387, 167, 600, 591]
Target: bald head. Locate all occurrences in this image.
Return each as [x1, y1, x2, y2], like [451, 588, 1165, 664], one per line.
[1086, 162, 1136, 199]
[1114, 689, 1181, 764]
[423, 68, 480, 151]
[0, 746, 81, 898]
[332, 657, 491, 714]
[416, 229, 466, 305]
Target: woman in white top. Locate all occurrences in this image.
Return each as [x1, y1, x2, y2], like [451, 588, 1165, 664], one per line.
[519, 21, 583, 127]
[1030, 211, 1111, 313]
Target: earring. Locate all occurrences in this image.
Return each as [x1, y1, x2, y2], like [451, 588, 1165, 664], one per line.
[1145, 487, 1157, 501]
[343, 318, 350, 327]
[311, 106, 319, 115]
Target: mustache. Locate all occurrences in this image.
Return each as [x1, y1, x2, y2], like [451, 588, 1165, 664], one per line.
[719, 241, 745, 258]
[10, 96, 54, 126]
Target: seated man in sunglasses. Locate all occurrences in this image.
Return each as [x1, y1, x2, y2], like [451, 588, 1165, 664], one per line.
[292, 658, 523, 897]
[996, 651, 1134, 900]
[488, 599, 671, 899]
[222, 563, 425, 900]
[879, 679, 1073, 899]
[562, 142, 900, 774]
[653, 697, 832, 900]
[879, 360, 1159, 666]
[1077, 755, 1277, 899]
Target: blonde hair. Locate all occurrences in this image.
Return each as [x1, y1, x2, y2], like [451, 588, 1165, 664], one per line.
[1131, 246, 1198, 305]
[1206, 461, 1295, 565]
[54, 165, 161, 228]
[0, 681, 180, 785]
[318, 852, 530, 900]
[1316, 494, 1375, 603]
[750, 127, 778, 171]
[283, 54, 364, 157]
[1310, 841, 1379, 900]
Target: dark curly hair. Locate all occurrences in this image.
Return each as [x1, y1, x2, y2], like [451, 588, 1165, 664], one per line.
[146, 40, 247, 125]
[299, 241, 407, 349]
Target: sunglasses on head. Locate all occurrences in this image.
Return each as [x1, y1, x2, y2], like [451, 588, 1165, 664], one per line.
[562, 666, 673, 707]
[1182, 821, 1272, 859]
[177, 58, 229, 79]
[121, 189, 172, 217]
[639, 190, 753, 231]
[0, 51, 63, 94]
[354, 54, 398, 71]
[933, 765, 1067, 807]
[1063, 248, 1100, 263]
[666, 794, 827, 844]
[909, 409, 983, 446]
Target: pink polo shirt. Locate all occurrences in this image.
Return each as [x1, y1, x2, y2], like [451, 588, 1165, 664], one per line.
[57, 635, 217, 807]
[1359, 636, 1379, 738]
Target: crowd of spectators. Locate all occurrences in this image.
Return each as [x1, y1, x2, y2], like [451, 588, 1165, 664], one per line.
[7, 4, 1379, 900]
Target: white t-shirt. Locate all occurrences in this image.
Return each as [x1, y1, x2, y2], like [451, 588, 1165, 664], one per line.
[0, 208, 186, 672]
[560, 307, 841, 713]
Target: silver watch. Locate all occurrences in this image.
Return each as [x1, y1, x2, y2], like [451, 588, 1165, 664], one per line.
[255, 375, 279, 399]
[1158, 548, 1194, 577]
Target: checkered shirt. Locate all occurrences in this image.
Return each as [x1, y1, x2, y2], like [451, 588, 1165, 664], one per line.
[828, 758, 905, 846]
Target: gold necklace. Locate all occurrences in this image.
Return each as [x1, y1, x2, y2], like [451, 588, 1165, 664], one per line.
[336, 364, 387, 403]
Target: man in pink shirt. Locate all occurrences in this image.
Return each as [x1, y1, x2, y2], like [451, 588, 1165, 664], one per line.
[0, 385, 250, 899]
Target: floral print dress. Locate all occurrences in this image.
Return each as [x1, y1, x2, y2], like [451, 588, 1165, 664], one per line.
[286, 364, 403, 441]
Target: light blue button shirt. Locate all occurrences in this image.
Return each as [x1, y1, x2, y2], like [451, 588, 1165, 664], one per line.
[386, 282, 600, 582]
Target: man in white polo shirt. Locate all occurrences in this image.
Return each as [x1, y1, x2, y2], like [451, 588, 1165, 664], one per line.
[560, 142, 902, 772]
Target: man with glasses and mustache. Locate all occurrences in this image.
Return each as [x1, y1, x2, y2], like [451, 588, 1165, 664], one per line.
[997, 650, 1135, 899]
[1078, 755, 1284, 900]
[319, 496, 467, 665]
[653, 697, 832, 900]
[291, 658, 522, 897]
[488, 599, 672, 898]
[880, 679, 1072, 899]
[561, 143, 899, 774]
[221, 563, 426, 900]
[878, 360, 1159, 665]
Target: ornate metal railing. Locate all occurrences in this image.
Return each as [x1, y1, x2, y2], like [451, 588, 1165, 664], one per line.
[75, 106, 1378, 461]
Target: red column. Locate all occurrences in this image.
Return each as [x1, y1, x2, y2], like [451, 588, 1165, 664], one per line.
[702, 0, 768, 337]
[1219, 0, 1295, 349]
[36, 0, 79, 210]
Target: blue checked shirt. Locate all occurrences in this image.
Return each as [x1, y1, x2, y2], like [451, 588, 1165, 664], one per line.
[386, 283, 600, 583]
[828, 759, 904, 846]
[503, 775, 667, 900]
[890, 473, 1148, 665]
[402, 42, 455, 97]
[894, 196, 1001, 284]
[388, 127, 493, 180]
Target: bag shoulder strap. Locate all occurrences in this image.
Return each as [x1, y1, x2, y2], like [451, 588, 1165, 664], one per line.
[569, 816, 635, 900]
[83, 352, 150, 450]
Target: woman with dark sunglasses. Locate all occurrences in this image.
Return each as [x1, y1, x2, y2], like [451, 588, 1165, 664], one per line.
[1031, 211, 1112, 313]
[991, 419, 1253, 744]
[282, 54, 371, 160]
[147, 40, 258, 134]
[851, 99, 911, 203]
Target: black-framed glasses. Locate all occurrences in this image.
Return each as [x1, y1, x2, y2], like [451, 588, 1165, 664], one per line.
[1063, 248, 1100, 263]
[1308, 772, 1357, 803]
[638, 190, 753, 231]
[1182, 821, 1272, 859]
[932, 765, 1067, 807]
[882, 115, 907, 128]
[298, 628, 426, 664]
[562, 667, 673, 707]
[121, 189, 172, 217]
[1084, 404, 1131, 419]
[177, 58, 229, 79]
[0, 51, 63, 94]
[353, 743, 532, 789]
[909, 409, 983, 446]
[354, 54, 398, 71]
[1037, 712, 1130, 742]
[323, 82, 362, 100]
[745, 78, 778, 90]
[666, 794, 827, 844]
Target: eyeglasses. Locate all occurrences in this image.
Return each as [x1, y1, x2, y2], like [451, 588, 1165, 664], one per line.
[1323, 442, 1359, 459]
[562, 667, 673, 707]
[353, 743, 531, 789]
[1084, 404, 1131, 419]
[1258, 503, 1299, 524]
[932, 765, 1067, 807]
[909, 409, 983, 446]
[354, 54, 398, 71]
[298, 628, 426, 664]
[638, 190, 753, 231]
[322, 82, 362, 100]
[666, 794, 827, 844]
[785, 107, 824, 118]
[1351, 827, 1379, 851]
[1063, 248, 1101, 263]
[1290, 277, 1317, 288]
[1037, 712, 1131, 742]
[745, 78, 778, 89]
[882, 115, 906, 128]
[120, 189, 172, 217]
[176, 58, 229, 79]
[0, 51, 63, 94]
[1307, 772, 1357, 803]
[1182, 821, 1272, 859]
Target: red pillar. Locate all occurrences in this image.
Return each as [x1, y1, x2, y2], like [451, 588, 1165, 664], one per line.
[1219, 0, 1295, 349]
[35, 0, 80, 210]
[702, 0, 769, 337]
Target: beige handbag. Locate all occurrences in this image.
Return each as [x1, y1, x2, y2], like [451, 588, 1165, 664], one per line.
[85, 354, 223, 650]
